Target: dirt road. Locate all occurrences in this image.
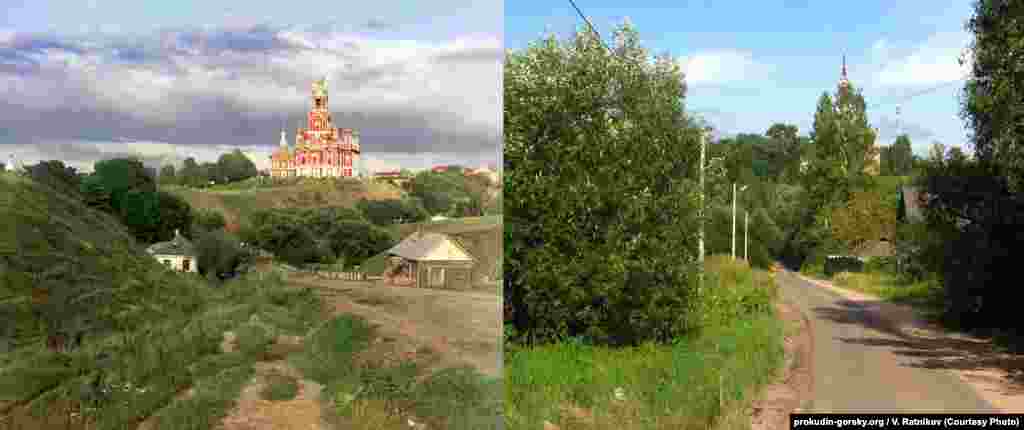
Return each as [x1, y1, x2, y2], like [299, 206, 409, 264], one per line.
[776, 270, 998, 412]
[289, 277, 502, 378]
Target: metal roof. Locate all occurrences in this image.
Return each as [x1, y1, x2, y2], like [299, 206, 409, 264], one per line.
[146, 230, 196, 256]
[387, 232, 475, 262]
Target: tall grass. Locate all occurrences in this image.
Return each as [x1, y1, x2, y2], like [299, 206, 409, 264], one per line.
[505, 255, 784, 430]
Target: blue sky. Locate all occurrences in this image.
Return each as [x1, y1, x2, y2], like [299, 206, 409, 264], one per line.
[1, 1, 502, 173]
[506, 0, 975, 156]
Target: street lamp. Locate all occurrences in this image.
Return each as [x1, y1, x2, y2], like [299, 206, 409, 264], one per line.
[744, 210, 749, 262]
[732, 183, 748, 260]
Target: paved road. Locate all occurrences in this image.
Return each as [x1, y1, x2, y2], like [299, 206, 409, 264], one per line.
[776, 270, 995, 412]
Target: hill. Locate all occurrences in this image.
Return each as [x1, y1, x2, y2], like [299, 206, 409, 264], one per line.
[163, 178, 403, 230]
[0, 171, 322, 428]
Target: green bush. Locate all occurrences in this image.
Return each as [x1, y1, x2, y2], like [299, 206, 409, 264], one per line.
[261, 371, 300, 401]
[504, 23, 702, 347]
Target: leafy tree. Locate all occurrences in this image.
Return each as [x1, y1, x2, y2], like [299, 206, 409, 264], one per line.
[505, 22, 701, 346]
[159, 164, 176, 185]
[155, 191, 193, 242]
[192, 209, 227, 234]
[408, 172, 469, 215]
[766, 123, 802, 181]
[118, 190, 162, 243]
[962, 0, 1024, 193]
[890, 134, 914, 175]
[92, 158, 156, 210]
[324, 221, 396, 266]
[829, 188, 897, 251]
[194, 229, 248, 278]
[217, 149, 259, 183]
[179, 157, 203, 187]
[357, 198, 428, 225]
[79, 175, 113, 212]
[23, 160, 82, 197]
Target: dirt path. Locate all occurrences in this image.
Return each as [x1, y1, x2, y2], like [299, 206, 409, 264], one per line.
[749, 299, 814, 430]
[289, 277, 502, 378]
[777, 269, 1024, 412]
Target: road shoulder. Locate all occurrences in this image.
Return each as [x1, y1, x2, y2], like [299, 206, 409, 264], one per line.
[749, 298, 814, 430]
[793, 271, 1024, 413]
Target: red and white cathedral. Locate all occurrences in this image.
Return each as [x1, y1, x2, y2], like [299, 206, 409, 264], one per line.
[270, 78, 361, 178]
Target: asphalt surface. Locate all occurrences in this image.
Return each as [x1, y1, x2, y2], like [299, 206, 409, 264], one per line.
[776, 270, 996, 413]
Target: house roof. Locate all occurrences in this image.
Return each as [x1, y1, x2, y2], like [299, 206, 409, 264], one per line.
[900, 185, 925, 222]
[146, 230, 196, 256]
[387, 232, 475, 262]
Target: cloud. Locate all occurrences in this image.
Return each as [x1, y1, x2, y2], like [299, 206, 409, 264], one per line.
[679, 50, 773, 86]
[873, 31, 971, 87]
[0, 25, 502, 169]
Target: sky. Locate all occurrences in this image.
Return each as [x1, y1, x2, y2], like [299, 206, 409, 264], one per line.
[506, 0, 976, 156]
[1, 0, 503, 173]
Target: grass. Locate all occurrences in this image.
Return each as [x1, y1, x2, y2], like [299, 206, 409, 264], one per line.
[505, 255, 785, 430]
[290, 315, 502, 429]
[261, 371, 300, 401]
[825, 270, 945, 319]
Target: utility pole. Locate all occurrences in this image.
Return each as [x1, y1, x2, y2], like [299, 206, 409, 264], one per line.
[732, 183, 747, 260]
[744, 210, 749, 262]
[699, 129, 706, 267]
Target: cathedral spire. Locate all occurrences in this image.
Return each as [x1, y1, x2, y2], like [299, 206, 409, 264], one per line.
[279, 129, 287, 147]
[839, 54, 850, 89]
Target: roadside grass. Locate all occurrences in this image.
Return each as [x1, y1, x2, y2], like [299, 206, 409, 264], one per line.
[292, 314, 502, 429]
[827, 271, 944, 319]
[505, 255, 784, 430]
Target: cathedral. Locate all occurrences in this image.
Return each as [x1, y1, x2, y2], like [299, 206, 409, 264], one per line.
[270, 78, 361, 178]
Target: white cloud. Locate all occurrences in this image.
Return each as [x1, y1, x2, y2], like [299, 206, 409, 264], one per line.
[874, 31, 971, 86]
[679, 50, 773, 86]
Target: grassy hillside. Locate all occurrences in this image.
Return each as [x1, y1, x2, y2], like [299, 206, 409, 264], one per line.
[163, 178, 403, 230]
[0, 171, 322, 428]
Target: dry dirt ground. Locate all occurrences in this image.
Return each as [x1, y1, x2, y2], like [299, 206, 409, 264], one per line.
[289, 276, 503, 378]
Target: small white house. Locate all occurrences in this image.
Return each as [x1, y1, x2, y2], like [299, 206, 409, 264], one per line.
[146, 229, 199, 273]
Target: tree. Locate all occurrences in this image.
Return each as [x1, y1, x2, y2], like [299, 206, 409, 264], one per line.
[192, 209, 227, 234]
[408, 172, 469, 215]
[179, 157, 203, 187]
[505, 22, 701, 346]
[357, 198, 428, 225]
[890, 134, 913, 175]
[153, 191, 193, 241]
[92, 158, 155, 210]
[962, 0, 1024, 193]
[217, 149, 258, 183]
[24, 160, 82, 197]
[194, 229, 248, 278]
[829, 188, 897, 251]
[159, 164, 176, 185]
[324, 221, 396, 266]
[766, 123, 801, 181]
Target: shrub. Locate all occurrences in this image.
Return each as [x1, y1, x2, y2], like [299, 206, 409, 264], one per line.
[504, 23, 702, 347]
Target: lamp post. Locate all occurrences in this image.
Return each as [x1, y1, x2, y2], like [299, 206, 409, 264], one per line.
[744, 210, 749, 261]
[699, 128, 707, 267]
[732, 183, 748, 260]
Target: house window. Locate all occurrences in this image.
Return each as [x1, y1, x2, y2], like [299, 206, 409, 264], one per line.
[182, 258, 191, 272]
[429, 267, 445, 286]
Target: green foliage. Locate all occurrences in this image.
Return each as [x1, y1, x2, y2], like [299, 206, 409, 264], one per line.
[261, 371, 300, 401]
[93, 158, 156, 209]
[505, 22, 701, 346]
[357, 198, 428, 225]
[217, 149, 259, 183]
[412, 366, 502, 430]
[23, 160, 82, 197]
[192, 208, 227, 234]
[887, 135, 914, 176]
[962, 0, 1024, 193]
[408, 171, 473, 216]
[241, 206, 393, 267]
[291, 315, 372, 386]
[194, 229, 248, 278]
[505, 312, 783, 429]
